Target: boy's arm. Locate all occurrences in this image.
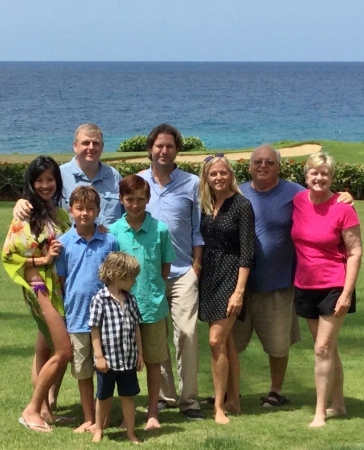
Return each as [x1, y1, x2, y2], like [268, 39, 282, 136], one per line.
[135, 325, 144, 372]
[91, 327, 108, 372]
[161, 262, 171, 282]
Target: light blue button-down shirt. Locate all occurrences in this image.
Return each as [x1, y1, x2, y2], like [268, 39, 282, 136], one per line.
[140, 167, 204, 279]
[60, 157, 123, 226]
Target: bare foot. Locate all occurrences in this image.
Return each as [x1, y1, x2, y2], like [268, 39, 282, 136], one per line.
[126, 431, 141, 444]
[74, 420, 94, 433]
[119, 419, 126, 429]
[88, 423, 97, 433]
[214, 409, 229, 424]
[309, 416, 326, 428]
[19, 414, 52, 433]
[326, 407, 346, 417]
[145, 416, 161, 430]
[92, 431, 103, 442]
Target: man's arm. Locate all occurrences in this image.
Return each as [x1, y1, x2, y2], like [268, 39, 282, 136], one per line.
[13, 199, 33, 220]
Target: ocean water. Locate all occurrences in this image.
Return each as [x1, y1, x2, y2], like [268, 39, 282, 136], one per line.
[0, 62, 364, 155]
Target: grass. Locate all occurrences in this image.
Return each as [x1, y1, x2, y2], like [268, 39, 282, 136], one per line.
[0, 201, 363, 450]
[1, 140, 363, 165]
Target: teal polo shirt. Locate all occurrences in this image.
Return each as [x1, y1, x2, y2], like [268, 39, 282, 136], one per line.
[109, 212, 176, 324]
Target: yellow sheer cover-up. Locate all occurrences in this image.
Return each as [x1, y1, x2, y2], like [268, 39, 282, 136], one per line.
[2, 208, 70, 346]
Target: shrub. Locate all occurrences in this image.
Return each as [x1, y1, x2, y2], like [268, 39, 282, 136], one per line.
[118, 135, 206, 153]
[182, 136, 205, 152]
[1, 159, 364, 201]
[118, 135, 147, 153]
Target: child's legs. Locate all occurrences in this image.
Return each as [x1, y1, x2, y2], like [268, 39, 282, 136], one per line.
[140, 320, 167, 420]
[92, 397, 113, 442]
[145, 363, 161, 416]
[70, 333, 95, 431]
[120, 396, 136, 436]
[116, 368, 140, 438]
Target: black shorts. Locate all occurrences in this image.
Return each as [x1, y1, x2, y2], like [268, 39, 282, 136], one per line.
[294, 287, 356, 319]
[96, 368, 140, 400]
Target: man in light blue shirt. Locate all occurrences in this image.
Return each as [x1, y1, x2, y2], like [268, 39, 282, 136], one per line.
[60, 123, 123, 226]
[14, 123, 123, 226]
[139, 123, 205, 420]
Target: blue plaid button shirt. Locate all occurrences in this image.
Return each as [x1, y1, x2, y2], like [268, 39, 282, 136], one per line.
[89, 286, 141, 371]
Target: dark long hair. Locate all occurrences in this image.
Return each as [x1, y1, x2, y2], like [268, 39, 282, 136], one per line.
[23, 156, 63, 238]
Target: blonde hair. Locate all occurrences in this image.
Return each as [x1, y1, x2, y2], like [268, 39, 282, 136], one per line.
[99, 252, 140, 286]
[305, 151, 335, 177]
[199, 155, 241, 215]
[74, 123, 104, 143]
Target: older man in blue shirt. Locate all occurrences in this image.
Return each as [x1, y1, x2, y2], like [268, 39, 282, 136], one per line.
[14, 123, 123, 226]
[140, 123, 204, 421]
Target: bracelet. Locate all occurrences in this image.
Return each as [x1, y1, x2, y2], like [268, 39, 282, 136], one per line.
[192, 261, 202, 270]
[32, 255, 36, 267]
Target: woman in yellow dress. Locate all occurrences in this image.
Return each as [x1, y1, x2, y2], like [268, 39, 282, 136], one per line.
[3, 156, 72, 432]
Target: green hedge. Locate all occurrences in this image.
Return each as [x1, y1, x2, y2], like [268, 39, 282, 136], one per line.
[1, 159, 363, 201]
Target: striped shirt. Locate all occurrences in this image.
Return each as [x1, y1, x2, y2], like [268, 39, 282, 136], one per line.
[89, 286, 141, 371]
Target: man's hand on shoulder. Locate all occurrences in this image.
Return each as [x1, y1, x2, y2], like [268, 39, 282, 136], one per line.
[13, 199, 33, 220]
[337, 191, 354, 206]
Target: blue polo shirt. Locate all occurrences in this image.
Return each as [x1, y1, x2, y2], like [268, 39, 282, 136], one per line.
[55, 225, 118, 333]
[139, 167, 204, 279]
[60, 157, 123, 226]
[109, 212, 176, 323]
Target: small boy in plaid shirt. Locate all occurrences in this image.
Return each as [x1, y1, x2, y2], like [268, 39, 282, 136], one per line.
[89, 252, 144, 443]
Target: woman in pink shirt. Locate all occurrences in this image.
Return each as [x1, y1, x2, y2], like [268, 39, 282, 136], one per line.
[291, 151, 362, 428]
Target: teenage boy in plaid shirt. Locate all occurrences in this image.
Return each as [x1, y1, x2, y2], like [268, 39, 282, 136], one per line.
[89, 252, 144, 444]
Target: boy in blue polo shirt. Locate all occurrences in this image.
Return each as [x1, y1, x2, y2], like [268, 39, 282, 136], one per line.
[55, 186, 118, 432]
[109, 174, 175, 430]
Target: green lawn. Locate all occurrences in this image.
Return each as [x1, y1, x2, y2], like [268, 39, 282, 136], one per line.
[0, 201, 363, 450]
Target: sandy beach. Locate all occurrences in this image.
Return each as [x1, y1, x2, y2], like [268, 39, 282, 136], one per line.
[126, 143, 322, 163]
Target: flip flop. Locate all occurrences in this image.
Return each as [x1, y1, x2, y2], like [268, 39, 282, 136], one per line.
[50, 416, 76, 425]
[19, 416, 53, 432]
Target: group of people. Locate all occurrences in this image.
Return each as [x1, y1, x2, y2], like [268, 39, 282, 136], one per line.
[2, 122, 362, 442]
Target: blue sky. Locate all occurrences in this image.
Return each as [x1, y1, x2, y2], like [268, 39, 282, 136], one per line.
[1, 0, 363, 61]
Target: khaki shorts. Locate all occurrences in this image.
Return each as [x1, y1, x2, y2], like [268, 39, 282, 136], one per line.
[69, 333, 94, 380]
[233, 286, 301, 358]
[140, 319, 168, 364]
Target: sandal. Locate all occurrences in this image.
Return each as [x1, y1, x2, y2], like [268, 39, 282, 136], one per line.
[260, 391, 290, 407]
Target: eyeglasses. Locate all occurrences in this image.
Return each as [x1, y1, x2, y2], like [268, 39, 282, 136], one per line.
[204, 153, 224, 163]
[252, 159, 276, 167]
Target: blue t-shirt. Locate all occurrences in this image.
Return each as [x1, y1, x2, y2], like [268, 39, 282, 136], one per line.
[240, 179, 304, 292]
[109, 212, 176, 323]
[55, 226, 118, 332]
[60, 157, 123, 226]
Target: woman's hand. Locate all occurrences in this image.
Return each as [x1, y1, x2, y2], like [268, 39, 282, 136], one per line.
[44, 239, 62, 264]
[334, 292, 352, 316]
[226, 291, 243, 317]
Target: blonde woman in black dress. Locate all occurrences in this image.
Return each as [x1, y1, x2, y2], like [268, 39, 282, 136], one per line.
[199, 155, 255, 424]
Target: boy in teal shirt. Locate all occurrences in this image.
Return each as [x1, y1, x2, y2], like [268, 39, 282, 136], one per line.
[109, 174, 175, 430]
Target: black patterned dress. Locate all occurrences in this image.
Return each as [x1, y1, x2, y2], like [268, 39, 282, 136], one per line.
[199, 193, 255, 322]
